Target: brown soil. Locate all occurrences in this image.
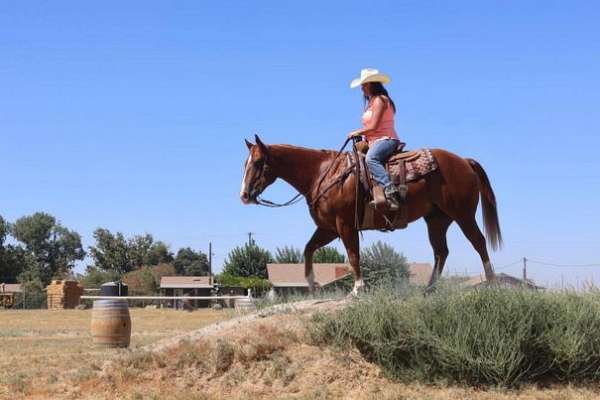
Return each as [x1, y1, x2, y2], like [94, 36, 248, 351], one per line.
[7, 300, 600, 400]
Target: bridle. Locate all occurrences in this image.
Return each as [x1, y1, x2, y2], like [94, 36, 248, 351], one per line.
[253, 137, 358, 209]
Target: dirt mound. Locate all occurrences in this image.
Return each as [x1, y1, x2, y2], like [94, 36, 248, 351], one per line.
[46, 298, 600, 400]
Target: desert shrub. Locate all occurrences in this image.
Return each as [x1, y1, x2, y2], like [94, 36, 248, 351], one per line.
[360, 241, 409, 288]
[310, 286, 600, 387]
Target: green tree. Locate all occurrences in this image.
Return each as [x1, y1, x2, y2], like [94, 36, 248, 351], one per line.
[216, 271, 272, 295]
[128, 235, 173, 267]
[15, 276, 47, 309]
[222, 243, 273, 278]
[2, 246, 37, 283]
[174, 247, 209, 276]
[11, 212, 85, 285]
[123, 266, 159, 295]
[127, 233, 154, 268]
[0, 215, 8, 247]
[313, 246, 345, 263]
[89, 228, 132, 275]
[360, 241, 409, 287]
[146, 241, 174, 265]
[275, 246, 303, 263]
[1, 215, 40, 290]
[78, 266, 121, 288]
[0, 216, 19, 282]
[122, 263, 176, 295]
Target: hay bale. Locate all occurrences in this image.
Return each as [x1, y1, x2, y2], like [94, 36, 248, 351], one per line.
[46, 280, 84, 309]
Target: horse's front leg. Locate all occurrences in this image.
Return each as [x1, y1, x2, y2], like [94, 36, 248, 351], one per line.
[304, 228, 338, 293]
[336, 218, 363, 296]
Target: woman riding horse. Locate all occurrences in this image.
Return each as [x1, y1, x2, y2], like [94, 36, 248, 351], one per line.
[347, 68, 403, 211]
[240, 70, 502, 295]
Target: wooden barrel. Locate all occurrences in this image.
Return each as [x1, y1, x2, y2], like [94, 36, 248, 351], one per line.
[90, 300, 131, 348]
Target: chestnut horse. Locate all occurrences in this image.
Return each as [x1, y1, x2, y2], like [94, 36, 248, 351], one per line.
[240, 135, 502, 294]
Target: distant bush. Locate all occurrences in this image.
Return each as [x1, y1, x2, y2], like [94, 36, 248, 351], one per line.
[222, 242, 272, 278]
[79, 266, 121, 288]
[216, 272, 272, 296]
[275, 246, 303, 263]
[310, 286, 600, 387]
[13, 278, 47, 309]
[313, 246, 345, 263]
[360, 241, 409, 288]
[122, 263, 176, 295]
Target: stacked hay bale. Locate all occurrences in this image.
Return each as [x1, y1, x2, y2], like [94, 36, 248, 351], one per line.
[47, 280, 84, 309]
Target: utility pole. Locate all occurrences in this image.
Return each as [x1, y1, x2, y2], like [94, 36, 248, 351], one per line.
[248, 232, 254, 246]
[522, 257, 527, 282]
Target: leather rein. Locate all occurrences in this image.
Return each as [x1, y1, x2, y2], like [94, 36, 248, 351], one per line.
[255, 137, 358, 209]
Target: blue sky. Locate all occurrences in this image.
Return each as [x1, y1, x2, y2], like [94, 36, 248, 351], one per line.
[1, 1, 599, 288]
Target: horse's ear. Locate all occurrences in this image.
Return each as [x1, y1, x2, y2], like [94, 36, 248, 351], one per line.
[245, 139, 253, 150]
[255, 134, 268, 154]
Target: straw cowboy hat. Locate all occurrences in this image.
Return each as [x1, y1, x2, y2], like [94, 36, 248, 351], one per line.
[350, 68, 391, 88]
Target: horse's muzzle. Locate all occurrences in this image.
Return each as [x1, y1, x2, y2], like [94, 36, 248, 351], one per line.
[240, 191, 257, 204]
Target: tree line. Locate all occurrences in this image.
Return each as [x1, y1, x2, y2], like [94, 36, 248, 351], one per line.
[1, 212, 410, 306]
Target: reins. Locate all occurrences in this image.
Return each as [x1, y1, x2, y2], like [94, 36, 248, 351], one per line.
[255, 137, 356, 208]
[256, 192, 304, 208]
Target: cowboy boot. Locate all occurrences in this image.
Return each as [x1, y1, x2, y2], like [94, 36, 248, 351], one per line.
[369, 185, 387, 211]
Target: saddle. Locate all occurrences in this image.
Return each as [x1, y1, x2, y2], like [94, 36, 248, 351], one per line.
[354, 140, 438, 231]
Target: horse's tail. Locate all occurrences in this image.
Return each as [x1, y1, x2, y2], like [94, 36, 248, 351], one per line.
[466, 158, 503, 251]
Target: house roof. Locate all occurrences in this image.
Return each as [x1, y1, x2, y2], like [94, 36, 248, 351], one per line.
[160, 276, 213, 289]
[0, 283, 22, 293]
[267, 263, 351, 287]
[463, 273, 544, 289]
[407, 263, 433, 285]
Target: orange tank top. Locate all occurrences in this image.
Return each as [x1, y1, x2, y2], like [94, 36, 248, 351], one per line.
[361, 97, 398, 144]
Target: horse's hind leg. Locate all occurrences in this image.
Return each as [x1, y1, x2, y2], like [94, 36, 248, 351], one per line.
[304, 228, 338, 292]
[456, 217, 496, 282]
[424, 210, 453, 292]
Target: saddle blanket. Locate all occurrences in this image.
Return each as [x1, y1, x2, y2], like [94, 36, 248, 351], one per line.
[387, 148, 438, 185]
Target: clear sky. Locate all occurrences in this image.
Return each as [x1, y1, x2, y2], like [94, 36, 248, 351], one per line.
[1, 1, 599, 288]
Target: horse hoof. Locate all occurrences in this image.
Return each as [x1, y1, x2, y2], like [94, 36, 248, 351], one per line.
[423, 285, 437, 296]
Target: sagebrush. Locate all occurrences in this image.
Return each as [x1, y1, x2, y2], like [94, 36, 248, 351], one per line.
[310, 286, 600, 387]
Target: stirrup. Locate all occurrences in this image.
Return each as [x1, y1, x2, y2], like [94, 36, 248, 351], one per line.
[369, 197, 400, 211]
[387, 197, 401, 211]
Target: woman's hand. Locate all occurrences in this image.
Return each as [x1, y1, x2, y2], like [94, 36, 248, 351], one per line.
[347, 131, 361, 139]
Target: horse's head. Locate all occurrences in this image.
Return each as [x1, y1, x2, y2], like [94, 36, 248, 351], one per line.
[240, 135, 277, 204]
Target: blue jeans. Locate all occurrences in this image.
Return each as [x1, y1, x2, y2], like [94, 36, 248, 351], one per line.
[366, 139, 398, 189]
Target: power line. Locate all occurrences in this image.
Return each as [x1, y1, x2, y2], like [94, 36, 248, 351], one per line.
[494, 260, 522, 271]
[527, 259, 600, 268]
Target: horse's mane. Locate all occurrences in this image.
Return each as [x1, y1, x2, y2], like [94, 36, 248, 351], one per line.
[269, 144, 338, 159]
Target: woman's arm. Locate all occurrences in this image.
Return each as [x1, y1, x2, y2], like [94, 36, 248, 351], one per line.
[347, 96, 387, 138]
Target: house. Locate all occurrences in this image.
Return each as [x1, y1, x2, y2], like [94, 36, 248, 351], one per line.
[0, 283, 22, 308]
[407, 263, 433, 286]
[463, 273, 545, 290]
[267, 262, 433, 295]
[160, 276, 214, 308]
[267, 263, 351, 296]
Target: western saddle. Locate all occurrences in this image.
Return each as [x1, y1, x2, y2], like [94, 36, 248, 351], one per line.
[354, 139, 412, 229]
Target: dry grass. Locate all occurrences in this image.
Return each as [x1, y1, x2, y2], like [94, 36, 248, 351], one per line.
[0, 308, 231, 399]
[2, 301, 600, 399]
